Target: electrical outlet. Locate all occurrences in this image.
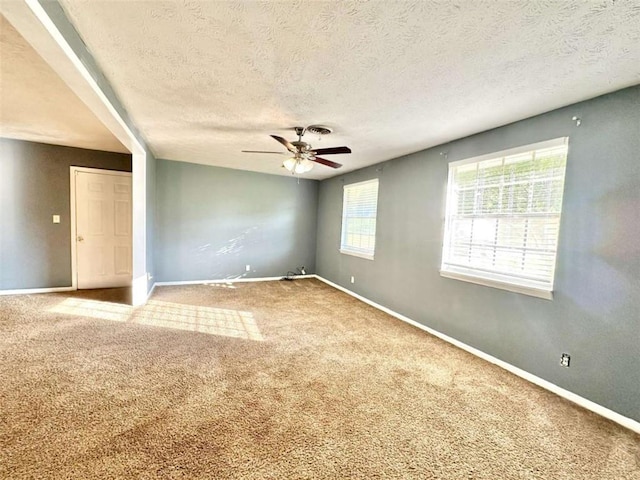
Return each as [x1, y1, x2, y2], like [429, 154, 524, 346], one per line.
[52, 215, 60, 224]
[300, 266, 306, 275]
[245, 265, 251, 272]
[350, 276, 355, 284]
[560, 353, 570, 367]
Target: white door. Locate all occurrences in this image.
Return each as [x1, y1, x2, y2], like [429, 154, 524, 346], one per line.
[74, 170, 132, 289]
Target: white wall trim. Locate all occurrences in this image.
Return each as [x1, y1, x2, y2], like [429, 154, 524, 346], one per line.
[0, 286, 75, 296]
[69, 168, 78, 290]
[339, 249, 375, 261]
[146, 282, 157, 301]
[448, 137, 569, 168]
[155, 274, 316, 287]
[313, 275, 640, 435]
[131, 152, 147, 307]
[69, 166, 132, 177]
[440, 269, 553, 300]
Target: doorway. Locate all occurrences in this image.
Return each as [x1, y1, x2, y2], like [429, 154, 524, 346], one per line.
[70, 167, 132, 289]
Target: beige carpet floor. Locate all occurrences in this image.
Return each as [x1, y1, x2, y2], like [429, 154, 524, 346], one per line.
[0, 278, 638, 479]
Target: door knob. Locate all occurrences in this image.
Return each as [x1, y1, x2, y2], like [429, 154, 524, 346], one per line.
[77, 235, 84, 242]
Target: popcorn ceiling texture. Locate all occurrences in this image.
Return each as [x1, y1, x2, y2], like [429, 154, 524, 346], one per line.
[58, 1, 640, 178]
[0, 15, 127, 153]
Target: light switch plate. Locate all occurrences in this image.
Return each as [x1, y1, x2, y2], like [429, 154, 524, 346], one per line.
[52, 215, 61, 224]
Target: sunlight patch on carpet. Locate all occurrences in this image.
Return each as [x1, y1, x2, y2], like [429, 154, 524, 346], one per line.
[49, 298, 263, 341]
[205, 283, 236, 289]
[134, 300, 263, 341]
[50, 298, 132, 321]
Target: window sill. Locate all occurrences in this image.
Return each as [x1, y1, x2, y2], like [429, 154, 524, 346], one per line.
[440, 269, 553, 300]
[340, 249, 374, 261]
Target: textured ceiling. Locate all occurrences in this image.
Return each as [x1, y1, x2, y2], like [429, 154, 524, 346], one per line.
[57, 0, 640, 179]
[0, 14, 127, 153]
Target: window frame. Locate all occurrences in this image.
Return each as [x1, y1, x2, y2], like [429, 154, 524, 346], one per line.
[340, 178, 379, 260]
[440, 137, 569, 300]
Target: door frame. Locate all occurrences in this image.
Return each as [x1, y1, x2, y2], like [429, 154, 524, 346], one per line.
[70, 166, 133, 290]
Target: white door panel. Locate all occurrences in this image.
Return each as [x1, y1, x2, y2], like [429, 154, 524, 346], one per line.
[75, 171, 132, 289]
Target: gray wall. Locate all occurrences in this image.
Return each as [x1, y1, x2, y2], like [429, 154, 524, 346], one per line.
[0, 138, 131, 290]
[156, 159, 318, 282]
[316, 86, 640, 422]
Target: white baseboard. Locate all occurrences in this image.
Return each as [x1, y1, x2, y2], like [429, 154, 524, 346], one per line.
[146, 282, 157, 301]
[131, 274, 148, 307]
[155, 274, 316, 287]
[0, 286, 75, 296]
[313, 275, 640, 435]
[0, 274, 314, 298]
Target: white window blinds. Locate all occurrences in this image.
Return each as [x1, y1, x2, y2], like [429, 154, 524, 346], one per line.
[341, 179, 379, 260]
[441, 138, 568, 298]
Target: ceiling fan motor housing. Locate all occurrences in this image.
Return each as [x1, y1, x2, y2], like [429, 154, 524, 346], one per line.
[292, 140, 311, 153]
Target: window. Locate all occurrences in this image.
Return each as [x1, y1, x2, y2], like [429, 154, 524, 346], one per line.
[341, 179, 379, 260]
[441, 138, 568, 299]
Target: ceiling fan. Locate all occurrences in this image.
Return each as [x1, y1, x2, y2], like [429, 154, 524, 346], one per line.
[242, 125, 351, 174]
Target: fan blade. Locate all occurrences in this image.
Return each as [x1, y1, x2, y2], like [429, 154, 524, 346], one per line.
[312, 156, 342, 169]
[241, 150, 287, 155]
[270, 135, 297, 153]
[312, 146, 351, 155]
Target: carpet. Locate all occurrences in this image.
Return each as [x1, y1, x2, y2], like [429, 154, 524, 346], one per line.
[0, 279, 638, 479]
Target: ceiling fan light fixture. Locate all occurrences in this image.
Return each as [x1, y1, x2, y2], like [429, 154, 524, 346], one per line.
[283, 157, 297, 171]
[283, 157, 314, 174]
[298, 159, 314, 173]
